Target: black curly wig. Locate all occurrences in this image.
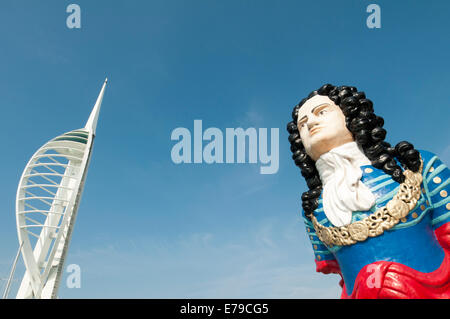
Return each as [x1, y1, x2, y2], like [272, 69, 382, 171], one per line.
[287, 84, 421, 219]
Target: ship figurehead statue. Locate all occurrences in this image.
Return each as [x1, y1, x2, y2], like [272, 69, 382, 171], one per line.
[287, 84, 450, 299]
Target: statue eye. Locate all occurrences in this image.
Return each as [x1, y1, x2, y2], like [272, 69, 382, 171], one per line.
[298, 117, 307, 128]
[314, 105, 330, 116]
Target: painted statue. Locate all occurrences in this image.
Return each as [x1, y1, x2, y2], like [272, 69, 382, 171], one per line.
[287, 84, 450, 298]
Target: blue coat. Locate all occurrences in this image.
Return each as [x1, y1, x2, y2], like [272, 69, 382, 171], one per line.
[302, 150, 450, 295]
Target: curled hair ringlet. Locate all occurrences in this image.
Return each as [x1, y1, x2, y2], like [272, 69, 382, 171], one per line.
[287, 84, 421, 219]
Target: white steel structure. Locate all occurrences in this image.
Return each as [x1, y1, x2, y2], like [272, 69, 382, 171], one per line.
[12, 79, 107, 299]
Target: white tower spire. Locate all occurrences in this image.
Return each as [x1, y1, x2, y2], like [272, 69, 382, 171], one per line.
[10, 79, 107, 299]
[85, 78, 108, 135]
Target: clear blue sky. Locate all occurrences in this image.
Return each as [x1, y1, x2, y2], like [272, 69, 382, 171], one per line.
[0, 0, 449, 298]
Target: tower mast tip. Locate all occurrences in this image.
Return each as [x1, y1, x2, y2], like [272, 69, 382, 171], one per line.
[85, 79, 108, 134]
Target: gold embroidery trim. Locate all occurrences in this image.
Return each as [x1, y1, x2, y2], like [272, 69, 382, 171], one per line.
[311, 160, 423, 247]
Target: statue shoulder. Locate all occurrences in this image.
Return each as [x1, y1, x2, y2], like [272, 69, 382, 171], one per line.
[418, 149, 448, 176]
[418, 149, 439, 164]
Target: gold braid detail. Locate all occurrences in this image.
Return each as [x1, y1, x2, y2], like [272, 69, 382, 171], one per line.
[311, 160, 423, 247]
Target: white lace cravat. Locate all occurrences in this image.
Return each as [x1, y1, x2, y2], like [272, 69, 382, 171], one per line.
[315, 142, 376, 227]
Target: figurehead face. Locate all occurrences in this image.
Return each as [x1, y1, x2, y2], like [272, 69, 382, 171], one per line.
[288, 84, 419, 218]
[297, 95, 354, 161]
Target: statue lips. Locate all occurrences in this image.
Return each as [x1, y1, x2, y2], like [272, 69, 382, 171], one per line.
[309, 126, 322, 136]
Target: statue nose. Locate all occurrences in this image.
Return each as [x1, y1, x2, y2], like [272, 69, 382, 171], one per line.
[307, 116, 319, 130]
